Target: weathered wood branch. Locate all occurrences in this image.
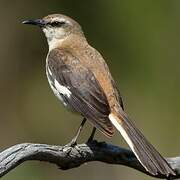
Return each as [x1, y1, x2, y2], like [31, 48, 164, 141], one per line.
[0, 141, 179, 179]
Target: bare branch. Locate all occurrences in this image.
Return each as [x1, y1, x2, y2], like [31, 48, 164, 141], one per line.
[0, 141, 179, 179]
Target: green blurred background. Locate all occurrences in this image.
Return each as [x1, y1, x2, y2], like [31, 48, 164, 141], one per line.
[0, 0, 180, 179]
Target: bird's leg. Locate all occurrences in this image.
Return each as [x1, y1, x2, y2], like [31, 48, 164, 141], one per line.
[67, 118, 87, 147]
[87, 127, 96, 142]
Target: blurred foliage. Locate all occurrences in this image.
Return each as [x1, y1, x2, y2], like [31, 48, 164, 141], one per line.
[0, 0, 180, 180]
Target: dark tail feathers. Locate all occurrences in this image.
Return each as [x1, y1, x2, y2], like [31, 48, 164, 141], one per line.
[109, 109, 176, 177]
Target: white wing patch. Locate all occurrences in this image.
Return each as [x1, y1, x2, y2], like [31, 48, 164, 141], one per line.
[46, 66, 71, 107]
[47, 66, 52, 76]
[54, 79, 71, 98]
[47, 66, 71, 98]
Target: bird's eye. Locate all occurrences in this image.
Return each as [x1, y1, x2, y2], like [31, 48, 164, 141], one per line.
[50, 21, 66, 27]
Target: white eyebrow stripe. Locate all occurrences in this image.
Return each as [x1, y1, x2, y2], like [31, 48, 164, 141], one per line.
[52, 17, 66, 23]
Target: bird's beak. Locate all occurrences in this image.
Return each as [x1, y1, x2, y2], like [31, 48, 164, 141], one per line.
[22, 19, 47, 27]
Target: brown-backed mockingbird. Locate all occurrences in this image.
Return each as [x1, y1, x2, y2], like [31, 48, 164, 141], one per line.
[22, 14, 175, 177]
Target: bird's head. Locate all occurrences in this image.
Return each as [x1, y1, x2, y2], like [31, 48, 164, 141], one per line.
[22, 14, 84, 49]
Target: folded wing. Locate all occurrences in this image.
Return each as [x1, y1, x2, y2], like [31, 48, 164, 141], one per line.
[47, 48, 114, 137]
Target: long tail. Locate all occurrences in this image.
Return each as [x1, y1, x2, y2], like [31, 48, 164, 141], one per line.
[109, 108, 176, 177]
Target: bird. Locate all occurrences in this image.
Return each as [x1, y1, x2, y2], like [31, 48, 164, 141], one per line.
[22, 14, 176, 177]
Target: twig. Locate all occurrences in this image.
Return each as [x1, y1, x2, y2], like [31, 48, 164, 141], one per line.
[0, 141, 179, 179]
